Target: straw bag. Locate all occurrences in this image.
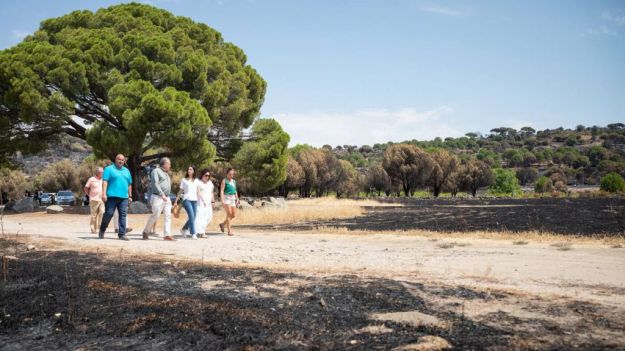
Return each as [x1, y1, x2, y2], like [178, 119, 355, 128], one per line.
[172, 198, 181, 218]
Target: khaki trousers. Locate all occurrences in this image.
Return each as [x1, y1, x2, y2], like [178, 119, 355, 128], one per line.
[89, 199, 105, 233]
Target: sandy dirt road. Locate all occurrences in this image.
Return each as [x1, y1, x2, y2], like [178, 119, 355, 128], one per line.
[3, 212, 624, 307]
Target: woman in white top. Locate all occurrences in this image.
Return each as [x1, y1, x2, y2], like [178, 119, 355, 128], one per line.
[179, 165, 201, 239]
[194, 168, 215, 237]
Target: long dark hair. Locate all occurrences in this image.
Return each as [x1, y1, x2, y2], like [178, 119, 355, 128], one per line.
[185, 165, 197, 179]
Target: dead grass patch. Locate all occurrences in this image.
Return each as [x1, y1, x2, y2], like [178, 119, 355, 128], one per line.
[550, 242, 573, 251]
[308, 226, 625, 245]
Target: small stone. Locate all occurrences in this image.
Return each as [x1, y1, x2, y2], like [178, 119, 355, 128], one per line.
[180, 271, 186, 276]
[54, 313, 62, 318]
[163, 261, 172, 265]
[26, 244, 36, 251]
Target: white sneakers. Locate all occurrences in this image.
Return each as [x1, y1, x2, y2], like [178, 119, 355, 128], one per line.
[181, 229, 189, 237]
[191, 234, 198, 240]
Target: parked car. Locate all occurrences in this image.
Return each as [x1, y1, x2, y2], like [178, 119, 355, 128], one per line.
[39, 193, 53, 206]
[56, 190, 75, 206]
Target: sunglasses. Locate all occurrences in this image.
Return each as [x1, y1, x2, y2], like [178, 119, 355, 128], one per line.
[202, 174, 210, 178]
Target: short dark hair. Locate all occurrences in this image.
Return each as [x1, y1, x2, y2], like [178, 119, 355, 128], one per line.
[226, 167, 235, 174]
[199, 168, 211, 178]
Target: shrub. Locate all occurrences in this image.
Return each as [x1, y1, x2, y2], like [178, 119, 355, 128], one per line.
[0, 168, 31, 201]
[600, 172, 625, 192]
[489, 168, 521, 195]
[535, 176, 554, 193]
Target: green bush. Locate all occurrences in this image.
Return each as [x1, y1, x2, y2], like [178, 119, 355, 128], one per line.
[489, 168, 521, 195]
[535, 176, 554, 193]
[600, 172, 625, 192]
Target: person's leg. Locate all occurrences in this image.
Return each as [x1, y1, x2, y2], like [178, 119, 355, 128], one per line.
[96, 200, 104, 231]
[188, 201, 197, 235]
[143, 195, 162, 236]
[89, 200, 100, 233]
[99, 199, 117, 237]
[163, 198, 172, 237]
[182, 200, 192, 233]
[228, 206, 237, 235]
[116, 198, 129, 238]
[113, 210, 119, 231]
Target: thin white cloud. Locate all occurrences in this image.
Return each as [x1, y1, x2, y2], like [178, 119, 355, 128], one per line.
[10, 29, 30, 40]
[585, 25, 617, 37]
[274, 106, 463, 147]
[420, 5, 467, 17]
[601, 9, 625, 26]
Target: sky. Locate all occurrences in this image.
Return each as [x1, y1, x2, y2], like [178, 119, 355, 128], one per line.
[1, 0, 624, 147]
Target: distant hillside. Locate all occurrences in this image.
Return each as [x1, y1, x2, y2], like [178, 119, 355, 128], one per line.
[329, 123, 625, 186]
[13, 135, 93, 175]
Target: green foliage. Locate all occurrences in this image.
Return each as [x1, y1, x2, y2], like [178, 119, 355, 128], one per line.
[600, 172, 625, 193]
[0, 3, 266, 196]
[489, 168, 521, 195]
[0, 168, 31, 201]
[535, 176, 554, 193]
[34, 160, 81, 193]
[232, 119, 289, 194]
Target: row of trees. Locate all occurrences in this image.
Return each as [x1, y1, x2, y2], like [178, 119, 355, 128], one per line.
[278, 144, 494, 198]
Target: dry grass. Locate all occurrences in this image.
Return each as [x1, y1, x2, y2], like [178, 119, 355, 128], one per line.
[550, 242, 573, 251]
[308, 226, 625, 245]
[513, 240, 529, 245]
[166, 197, 375, 229]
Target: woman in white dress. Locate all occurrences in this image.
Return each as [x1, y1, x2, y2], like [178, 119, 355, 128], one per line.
[194, 168, 214, 237]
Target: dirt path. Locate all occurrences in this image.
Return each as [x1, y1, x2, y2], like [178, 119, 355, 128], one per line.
[3, 212, 625, 307]
[3, 212, 625, 349]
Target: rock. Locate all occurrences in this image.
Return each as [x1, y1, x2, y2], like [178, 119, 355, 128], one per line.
[4, 201, 16, 212]
[128, 201, 150, 214]
[392, 335, 452, 351]
[261, 201, 280, 208]
[46, 205, 64, 214]
[26, 244, 36, 251]
[238, 201, 253, 210]
[268, 196, 287, 207]
[12, 197, 34, 213]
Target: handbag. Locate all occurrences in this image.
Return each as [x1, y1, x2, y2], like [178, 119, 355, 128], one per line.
[172, 197, 181, 218]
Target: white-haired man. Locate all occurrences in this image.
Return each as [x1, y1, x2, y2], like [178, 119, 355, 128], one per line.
[84, 167, 104, 233]
[143, 157, 174, 241]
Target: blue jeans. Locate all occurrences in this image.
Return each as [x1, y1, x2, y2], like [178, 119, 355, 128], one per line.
[182, 200, 197, 235]
[100, 197, 128, 237]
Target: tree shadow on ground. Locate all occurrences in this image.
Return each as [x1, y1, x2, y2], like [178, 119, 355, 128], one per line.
[1, 240, 623, 350]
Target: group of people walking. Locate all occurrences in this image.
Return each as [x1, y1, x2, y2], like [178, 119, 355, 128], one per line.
[83, 154, 240, 241]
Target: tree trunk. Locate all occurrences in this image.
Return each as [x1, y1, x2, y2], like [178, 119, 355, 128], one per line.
[433, 185, 441, 197]
[127, 154, 142, 201]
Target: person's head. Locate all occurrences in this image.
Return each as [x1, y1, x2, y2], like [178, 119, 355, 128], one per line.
[185, 165, 196, 179]
[199, 168, 211, 183]
[160, 157, 171, 172]
[225, 168, 235, 179]
[114, 154, 125, 168]
[95, 167, 104, 178]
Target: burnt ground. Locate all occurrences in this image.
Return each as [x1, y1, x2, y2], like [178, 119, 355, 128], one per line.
[2, 240, 624, 350]
[240, 198, 625, 235]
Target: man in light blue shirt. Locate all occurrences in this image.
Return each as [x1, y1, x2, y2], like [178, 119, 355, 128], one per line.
[99, 154, 133, 240]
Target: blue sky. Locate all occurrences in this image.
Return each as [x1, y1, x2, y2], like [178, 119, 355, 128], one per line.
[1, 0, 624, 146]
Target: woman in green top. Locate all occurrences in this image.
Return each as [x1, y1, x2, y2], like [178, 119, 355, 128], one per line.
[219, 168, 239, 236]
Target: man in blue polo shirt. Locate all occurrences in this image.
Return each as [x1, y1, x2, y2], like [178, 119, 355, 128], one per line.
[99, 154, 133, 240]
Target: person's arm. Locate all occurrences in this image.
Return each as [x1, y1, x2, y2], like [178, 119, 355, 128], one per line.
[128, 184, 132, 202]
[84, 179, 91, 196]
[152, 169, 167, 201]
[197, 182, 206, 206]
[102, 181, 108, 202]
[220, 179, 225, 204]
